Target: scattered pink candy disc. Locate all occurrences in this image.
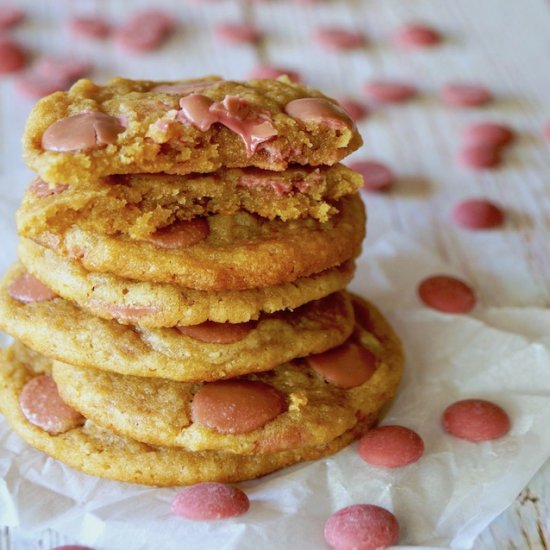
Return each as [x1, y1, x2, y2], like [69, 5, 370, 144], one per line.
[457, 144, 501, 170]
[16, 73, 69, 99]
[0, 6, 25, 30]
[0, 40, 26, 74]
[324, 504, 399, 550]
[177, 321, 254, 344]
[247, 65, 301, 82]
[172, 482, 250, 520]
[314, 27, 366, 50]
[348, 160, 394, 192]
[69, 16, 110, 39]
[393, 23, 441, 49]
[417, 275, 476, 314]
[337, 98, 369, 122]
[462, 122, 514, 148]
[214, 23, 262, 44]
[451, 198, 505, 230]
[442, 399, 511, 441]
[358, 425, 424, 468]
[116, 10, 175, 52]
[364, 80, 417, 103]
[440, 83, 493, 107]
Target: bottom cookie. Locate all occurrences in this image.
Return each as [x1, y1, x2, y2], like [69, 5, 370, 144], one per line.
[0, 344, 375, 486]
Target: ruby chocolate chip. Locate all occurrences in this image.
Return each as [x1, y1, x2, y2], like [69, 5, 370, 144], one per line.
[42, 111, 125, 152]
[191, 380, 284, 434]
[19, 375, 84, 435]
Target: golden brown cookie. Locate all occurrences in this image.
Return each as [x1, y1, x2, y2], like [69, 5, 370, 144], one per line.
[17, 166, 363, 244]
[30, 194, 366, 291]
[0, 343, 375, 486]
[0, 263, 356, 381]
[23, 76, 363, 185]
[51, 297, 403, 455]
[19, 239, 355, 327]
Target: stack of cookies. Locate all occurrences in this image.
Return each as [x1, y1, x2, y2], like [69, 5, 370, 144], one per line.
[0, 76, 403, 485]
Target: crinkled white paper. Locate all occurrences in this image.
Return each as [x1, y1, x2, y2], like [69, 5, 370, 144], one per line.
[1, 219, 550, 550]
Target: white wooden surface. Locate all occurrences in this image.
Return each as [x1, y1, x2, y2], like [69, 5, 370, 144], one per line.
[0, 0, 549, 548]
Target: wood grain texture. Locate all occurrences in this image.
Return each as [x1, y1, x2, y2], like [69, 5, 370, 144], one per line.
[0, 0, 549, 548]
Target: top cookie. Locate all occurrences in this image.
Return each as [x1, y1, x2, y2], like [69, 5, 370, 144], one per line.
[23, 76, 363, 185]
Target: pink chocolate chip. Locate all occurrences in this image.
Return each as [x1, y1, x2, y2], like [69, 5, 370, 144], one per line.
[34, 56, 92, 82]
[364, 80, 417, 103]
[247, 65, 301, 83]
[42, 111, 125, 152]
[441, 83, 493, 107]
[147, 219, 210, 249]
[418, 275, 476, 314]
[96, 303, 158, 324]
[457, 144, 502, 170]
[393, 23, 441, 49]
[324, 504, 400, 550]
[19, 375, 84, 435]
[307, 341, 377, 389]
[192, 380, 284, 434]
[0, 40, 26, 74]
[358, 425, 424, 468]
[179, 94, 278, 156]
[116, 9, 175, 52]
[462, 122, 514, 148]
[348, 160, 394, 192]
[69, 16, 111, 39]
[451, 198, 505, 230]
[314, 27, 366, 50]
[9, 273, 56, 303]
[177, 321, 255, 344]
[0, 6, 25, 30]
[214, 23, 262, 44]
[172, 483, 250, 520]
[16, 73, 69, 99]
[337, 98, 369, 122]
[28, 177, 69, 198]
[285, 98, 354, 130]
[442, 399, 511, 441]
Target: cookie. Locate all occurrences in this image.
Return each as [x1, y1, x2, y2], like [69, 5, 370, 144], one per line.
[0, 343, 374, 486]
[19, 239, 355, 327]
[0, 264, 356, 381]
[31, 194, 366, 291]
[51, 296, 403, 454]
[23, 76, 363, 185]
[17, 166, 363, 244]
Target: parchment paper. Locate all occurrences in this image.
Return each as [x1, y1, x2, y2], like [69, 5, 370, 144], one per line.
[1, 205, 550, 550]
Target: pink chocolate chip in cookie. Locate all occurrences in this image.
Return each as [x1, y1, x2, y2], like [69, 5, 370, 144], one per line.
[179, 94, 278, 156]
[41, 111, 125, 152]
[172, 483, 250, 520]
[9, 273, 56, 303]
[192, 380, 284, 434]
[28, 177, 68, 198]
[19, 375, 84, 435]
[307, 341, 377, 389]
[324, 504, 400, 550]
[285, 98, 354, 130]
[147, 219, 210, 249]
[96, 303, 158, 324]
[177, 321, 255, 344]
